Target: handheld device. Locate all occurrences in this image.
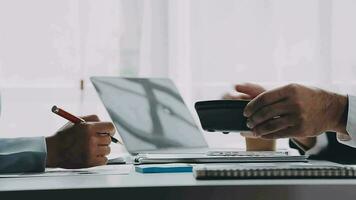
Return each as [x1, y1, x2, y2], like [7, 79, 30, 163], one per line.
[195, 100, 250, 133]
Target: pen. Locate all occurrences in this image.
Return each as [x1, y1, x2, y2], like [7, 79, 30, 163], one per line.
[51, 105, 122, 144]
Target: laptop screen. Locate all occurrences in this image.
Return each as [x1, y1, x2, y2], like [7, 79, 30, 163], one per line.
[91, 77, 208, 154]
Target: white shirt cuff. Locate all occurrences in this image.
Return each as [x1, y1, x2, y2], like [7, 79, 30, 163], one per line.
[337, 95, 356, 148]
[291, 134, 328, 155]
[305, 134, 328, 155]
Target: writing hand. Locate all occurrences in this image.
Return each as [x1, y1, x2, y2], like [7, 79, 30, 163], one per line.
[45, 115, 116, 168]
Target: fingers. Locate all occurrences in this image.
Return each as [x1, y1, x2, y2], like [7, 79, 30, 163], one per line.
[259, 126, 300, 139]
[53, 120, 114, 169]
[244, 86, 288, 117]
[223, 83, 266, 101]
[90, 122, 116, 136]
[222, 93, 235, 100]
[97, 146, 111, 156]
[96, 157, 108, 165]
[88, 157, 108, 167]
[87, 141, 110, 167]
[235, 83, 266, 97]
[252, 115, 296, 136]
[240, 131, 258, 138]
[97, 157, 108, 165]
[223, 93, 252, 100]
[234, 94, 252, 100]
[96, 133, 112, 146]
[81, 115, 100, 122]
[247, 102, 292, 128]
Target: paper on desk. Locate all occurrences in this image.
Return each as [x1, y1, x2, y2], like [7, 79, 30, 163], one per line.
[0, 165, 132, 178]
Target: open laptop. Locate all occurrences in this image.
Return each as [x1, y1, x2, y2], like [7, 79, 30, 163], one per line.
[90, 77, 307, 164]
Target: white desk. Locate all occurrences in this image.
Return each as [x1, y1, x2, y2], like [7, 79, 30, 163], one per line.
[1, 164, 356, 200]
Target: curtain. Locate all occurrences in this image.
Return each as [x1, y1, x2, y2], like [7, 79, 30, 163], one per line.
[0, 0, 121, 138]
[119, 0, 356, 149]
[1, 0, 355, 148]
[0, 0, 120, 88]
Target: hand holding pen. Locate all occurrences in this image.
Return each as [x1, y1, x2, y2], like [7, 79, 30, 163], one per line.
[51, 105, 121, 144]
[45, 106, 121, 169]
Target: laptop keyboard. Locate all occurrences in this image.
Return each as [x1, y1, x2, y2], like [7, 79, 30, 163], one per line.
[206, 151, 289, 157]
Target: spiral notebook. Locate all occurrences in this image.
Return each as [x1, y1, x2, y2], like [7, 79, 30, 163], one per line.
[194, 163, 356, 179]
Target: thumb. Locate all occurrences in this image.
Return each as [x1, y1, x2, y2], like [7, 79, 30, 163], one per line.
[235, 83, 265, 98]
[222, 93, 252, 100]
[240, 131, 258, 138]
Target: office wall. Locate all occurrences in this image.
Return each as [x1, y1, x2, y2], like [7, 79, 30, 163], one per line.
[0, 0, 120, 139]
[1, 0, 356, 151]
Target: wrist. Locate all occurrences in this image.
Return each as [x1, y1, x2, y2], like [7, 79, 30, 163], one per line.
[292, 137, 316, 151]
[329, 93, 348, 134]
[45, 136, 59, 167]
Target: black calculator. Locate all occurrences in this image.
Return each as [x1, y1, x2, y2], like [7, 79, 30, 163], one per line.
[195, 100, 250, 134]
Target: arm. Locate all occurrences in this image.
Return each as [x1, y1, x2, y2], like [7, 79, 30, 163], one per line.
[230, 83, 354, 158]
[0, 137, 46, 173]
[290, 95, 356, 164]
[290, 132, 356, 164]
[336, 95, 356, 147]
[244, 84, 348, 140]
[0, 115, 116, 174]
[241, 84, 356, 163]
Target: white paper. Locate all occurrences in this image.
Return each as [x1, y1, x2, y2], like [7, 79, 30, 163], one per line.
[0, 165, 132, 178]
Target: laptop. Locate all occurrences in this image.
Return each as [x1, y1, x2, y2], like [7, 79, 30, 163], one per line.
[90, 77, 308, 164]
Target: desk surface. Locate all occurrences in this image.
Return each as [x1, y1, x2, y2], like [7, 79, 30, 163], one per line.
[2, 164, 356, 200]
[1, 165, 356, 191]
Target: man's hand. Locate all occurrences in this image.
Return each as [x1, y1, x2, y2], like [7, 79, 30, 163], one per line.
[244, 84, 348, 139]
[224, 83, 266, 101]
[45, 115, 115, 169]
[224, 83, 275, 151]
[224, 83, 266, 137]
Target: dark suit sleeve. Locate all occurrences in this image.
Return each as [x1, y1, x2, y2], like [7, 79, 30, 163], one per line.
[290, 132, 356, 164]
[0, 137, 47, 173]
